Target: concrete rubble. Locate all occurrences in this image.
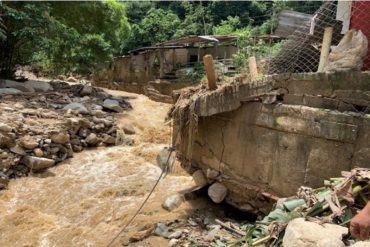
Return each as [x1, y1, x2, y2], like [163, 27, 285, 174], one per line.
[0, 79, 132, 187]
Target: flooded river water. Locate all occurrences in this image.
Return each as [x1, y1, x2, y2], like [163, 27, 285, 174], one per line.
[0, 91, 209, 247]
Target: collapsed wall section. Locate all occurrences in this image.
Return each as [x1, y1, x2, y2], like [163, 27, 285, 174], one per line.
[173, 72, 370, 213]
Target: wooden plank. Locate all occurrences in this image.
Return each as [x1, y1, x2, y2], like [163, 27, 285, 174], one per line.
[248, 56, 258, 81]
[318, 27, 333, 72]
[203, 54, 217, 90]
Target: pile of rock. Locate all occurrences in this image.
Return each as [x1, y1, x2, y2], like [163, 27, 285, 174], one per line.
[0, 79, 132, 188]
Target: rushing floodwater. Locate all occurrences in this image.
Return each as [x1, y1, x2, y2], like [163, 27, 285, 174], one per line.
[0, 91, 202, 247]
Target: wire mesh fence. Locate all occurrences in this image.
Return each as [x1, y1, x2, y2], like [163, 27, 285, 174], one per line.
[245, 0, 370, 77]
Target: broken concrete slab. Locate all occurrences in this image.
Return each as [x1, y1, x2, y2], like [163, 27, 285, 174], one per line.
[283, 218, 348, 247]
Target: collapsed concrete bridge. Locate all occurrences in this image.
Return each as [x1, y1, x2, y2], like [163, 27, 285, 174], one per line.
[171, 71, 370, 213]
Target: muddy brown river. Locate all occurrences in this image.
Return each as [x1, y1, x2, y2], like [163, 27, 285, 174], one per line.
[0, 91, 210, 247]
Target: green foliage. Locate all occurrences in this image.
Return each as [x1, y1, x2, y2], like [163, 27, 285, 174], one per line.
[0, 1, 321, 77]
[0, 0, 129, 77]
[122, 8, 180, 53]
[212, 16, 241, 35]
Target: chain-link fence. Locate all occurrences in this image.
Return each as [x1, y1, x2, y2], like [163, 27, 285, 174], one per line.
[249, 0, 370, 76]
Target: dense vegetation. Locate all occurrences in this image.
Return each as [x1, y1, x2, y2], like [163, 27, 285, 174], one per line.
[0, 1, 321, 78]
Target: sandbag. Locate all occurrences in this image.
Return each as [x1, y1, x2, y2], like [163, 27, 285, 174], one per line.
[324, 29, 368, 72]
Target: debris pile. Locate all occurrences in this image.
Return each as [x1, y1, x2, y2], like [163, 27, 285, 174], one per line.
[0, 79, 132, 188]
[227, 168, 370, 246]
[128, 168, 370, 246]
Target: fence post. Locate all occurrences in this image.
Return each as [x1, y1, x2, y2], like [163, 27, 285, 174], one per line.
[248, 56, 258, 81]
[318, 26, 333, 72]
[203, 54, 217, 90]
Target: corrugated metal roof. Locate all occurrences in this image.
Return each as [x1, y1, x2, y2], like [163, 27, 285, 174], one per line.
[156, 35, 237, 46]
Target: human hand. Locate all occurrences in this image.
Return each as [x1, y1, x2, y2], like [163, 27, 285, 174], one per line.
[350, 207, 370, 240]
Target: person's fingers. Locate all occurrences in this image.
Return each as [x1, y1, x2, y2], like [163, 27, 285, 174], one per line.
[359, 226, 370, 240]
[350, 222, 361, 238]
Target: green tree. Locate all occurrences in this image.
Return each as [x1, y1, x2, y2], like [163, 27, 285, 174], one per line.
[122, 8, 180, 53]
[0, 1, 129, 77]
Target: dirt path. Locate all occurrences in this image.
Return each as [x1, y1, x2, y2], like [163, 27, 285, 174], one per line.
[0, 90, 210, 247]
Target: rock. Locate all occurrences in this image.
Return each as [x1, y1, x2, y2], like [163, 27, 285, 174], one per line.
[0, 175, 9, 189]
[0, 152, 8, 159]
[168, 239, 179, 247]
[63, 102, 89, 114]
[44, 139, 52, 144]
[192, 170, 208, 187]
[51, 132, 70, 144]
[156, 147, 175, 171]
[10, 145, 26, 156]
[351, 242, 370, 247]
[92, 104, 103, 111]
[101, 134, 116, 145]
[154, 223, 170, 238]
[33, 148, 43, 157]
[0, 133, 14, 148]
[21, 156, 55, 170]
[283, 218, 348, 247]
[123, 124, 135, 135]
[103, 99, 123, 113]
[0, 88, 22, 95]
[2, 80, 35, 92]
[206, 225, 221, 241]
[79, 85, 93, 96]
[67, 76, 77, 82]
[317, 238, 345, 247]
[78, 128, 90, 138]
[208, 182, 228, 203]
[168, 230, 182, 239]
[206, 168, 220, 180]
[129, 224, 156, 243]
[162, 194, 183, 211]
[0, 123, 12, 133]
[85, 133, 99, 145]
[18, 135, 39, 150]
[24, 80, 53, 92]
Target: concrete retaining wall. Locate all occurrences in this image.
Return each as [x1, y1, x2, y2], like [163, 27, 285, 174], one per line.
[174, 72, 370, 213]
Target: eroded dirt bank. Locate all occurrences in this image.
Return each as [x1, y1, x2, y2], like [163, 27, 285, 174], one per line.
[0, 89, 212, 247]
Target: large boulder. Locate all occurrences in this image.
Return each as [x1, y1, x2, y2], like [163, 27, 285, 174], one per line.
[283, 218, 348, 247]
[24, 80, 53, 92]
[103, 99, 123, 113]
[21, 156, 55, 170]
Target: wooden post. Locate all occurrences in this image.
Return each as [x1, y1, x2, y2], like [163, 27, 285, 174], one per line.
[248, 56, 258, 81]
[203, 54, 217, 90]
[318, 27, 333, 72]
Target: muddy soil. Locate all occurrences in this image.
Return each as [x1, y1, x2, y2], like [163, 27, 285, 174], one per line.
[0, 89, 215, 247]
